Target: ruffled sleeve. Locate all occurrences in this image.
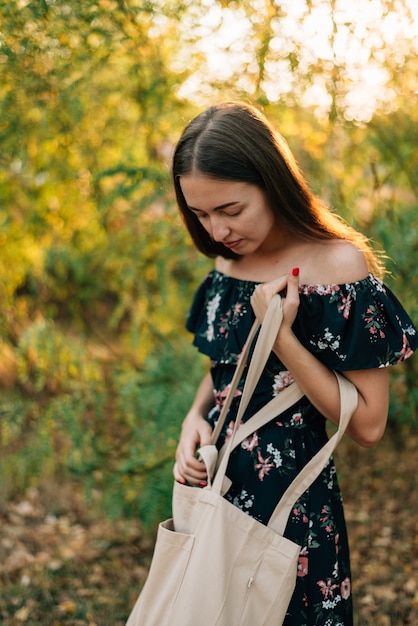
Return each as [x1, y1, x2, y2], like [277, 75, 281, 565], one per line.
[185, 276, 208, 335]
[186, 271, 256, 364]
[294, 274, 418, 370]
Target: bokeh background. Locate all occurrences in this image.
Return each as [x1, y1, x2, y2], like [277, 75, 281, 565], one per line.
[0, 1, 417, 624]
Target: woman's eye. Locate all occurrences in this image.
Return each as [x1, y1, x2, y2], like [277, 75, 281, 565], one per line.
[193, 209, 242, 220]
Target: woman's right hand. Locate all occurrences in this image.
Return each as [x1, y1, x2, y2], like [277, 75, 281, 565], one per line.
[173, 414, 213, 486]
[250, 267, 300, 333]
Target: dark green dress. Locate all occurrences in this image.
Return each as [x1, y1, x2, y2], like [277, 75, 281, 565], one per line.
[186, 270, 417, 626]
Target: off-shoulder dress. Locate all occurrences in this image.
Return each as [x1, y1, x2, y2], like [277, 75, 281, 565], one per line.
[186, 270, 417, 626]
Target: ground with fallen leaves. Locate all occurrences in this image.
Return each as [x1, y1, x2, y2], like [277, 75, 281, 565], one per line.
[1, 426, 417, 626]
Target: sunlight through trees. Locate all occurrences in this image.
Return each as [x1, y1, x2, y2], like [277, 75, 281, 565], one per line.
[0, 0, 417, 531]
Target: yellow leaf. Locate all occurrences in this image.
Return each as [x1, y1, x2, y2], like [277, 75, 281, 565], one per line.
[14, 607, 31, 621]
[58, 601, 77, 613]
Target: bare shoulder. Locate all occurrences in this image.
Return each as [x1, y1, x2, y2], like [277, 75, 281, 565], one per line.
[304, 240, 369, 285]
[215, 241, 369, 285]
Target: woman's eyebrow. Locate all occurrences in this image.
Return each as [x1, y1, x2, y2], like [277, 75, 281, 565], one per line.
[187, 201, 240, 212]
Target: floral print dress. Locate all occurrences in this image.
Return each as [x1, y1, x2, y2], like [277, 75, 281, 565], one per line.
[186, 270, 417, 626]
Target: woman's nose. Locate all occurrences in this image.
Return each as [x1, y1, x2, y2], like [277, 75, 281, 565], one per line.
[210, 216, 230, 242]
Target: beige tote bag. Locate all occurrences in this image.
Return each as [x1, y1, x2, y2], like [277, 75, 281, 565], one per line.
[126, 295, 358, 626]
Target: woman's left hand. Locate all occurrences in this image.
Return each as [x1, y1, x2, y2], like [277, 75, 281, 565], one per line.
[250, 267, 300, 332]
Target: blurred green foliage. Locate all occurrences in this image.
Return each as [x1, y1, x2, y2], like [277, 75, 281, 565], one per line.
[0, 0, 417, 529]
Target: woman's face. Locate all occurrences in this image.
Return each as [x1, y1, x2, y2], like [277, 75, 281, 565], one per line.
[179, 174, 284, 257]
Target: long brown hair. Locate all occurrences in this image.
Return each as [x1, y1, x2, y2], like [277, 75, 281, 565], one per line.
[173, 101, 384, 277]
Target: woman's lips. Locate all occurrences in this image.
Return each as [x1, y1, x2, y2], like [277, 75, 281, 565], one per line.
[223, 239, 243, 249]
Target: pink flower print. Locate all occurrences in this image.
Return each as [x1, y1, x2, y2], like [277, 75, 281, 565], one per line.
[290, 412, 302, 427]
[218, 313, 231, 337]
[320, 506, 330, 523]
[341, 577, 351, 600]
[338, 293, 352, 319]
[207, 325, 214, 342]
[297, 547, 309, 578]
[206, 293, 221, 342]
[363, 305, 386, 339]
[292, 506, 308, 524]
[217, 302, 245, 338]
[320, 505, 336, 536]
[255, 450, 274, 481]
[316, 284, 340, 296]
[300, 285, 318, 296]
[300, 284, 340, 297]
[215, 385, 242, 411]
[242, 432, 259, 451]
[398, 332, 414, 361]
[317, 579, 339, 600]
[225, 420, 242, 442]
[272, 370, 294, 396]
[207, 293, 221, 324]
[363, 307, 373, 322]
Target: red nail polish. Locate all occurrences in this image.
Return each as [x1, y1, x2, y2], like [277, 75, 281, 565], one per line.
[292, 267, 300, 277]
[199, 481, 207, 487]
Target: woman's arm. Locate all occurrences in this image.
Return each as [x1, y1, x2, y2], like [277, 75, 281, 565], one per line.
[173, 371, 215, 485]
[273, 330, 388, 446]
[251, 269, 389, 448]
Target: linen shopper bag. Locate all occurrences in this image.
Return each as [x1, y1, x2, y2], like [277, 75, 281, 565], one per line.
[126, 295, 358, 626]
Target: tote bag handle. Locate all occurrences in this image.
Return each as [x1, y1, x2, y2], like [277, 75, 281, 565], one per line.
[211, 294, 288, 445]
[206, 294, 358, 535]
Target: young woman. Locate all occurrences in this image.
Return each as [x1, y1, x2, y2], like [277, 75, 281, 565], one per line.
[172, 101, 417, 625]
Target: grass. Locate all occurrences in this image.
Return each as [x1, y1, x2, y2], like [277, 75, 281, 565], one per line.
[1, 425, 417, 625]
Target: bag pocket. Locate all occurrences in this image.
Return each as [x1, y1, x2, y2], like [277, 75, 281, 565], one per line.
[150, 519, 195, 607]
[126, 518, 195, 626]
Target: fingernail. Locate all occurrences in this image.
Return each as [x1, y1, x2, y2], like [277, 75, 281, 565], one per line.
[199, 481, 207, 487]
[177, 478, 186, 484]
[292, 267, 299, 277]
